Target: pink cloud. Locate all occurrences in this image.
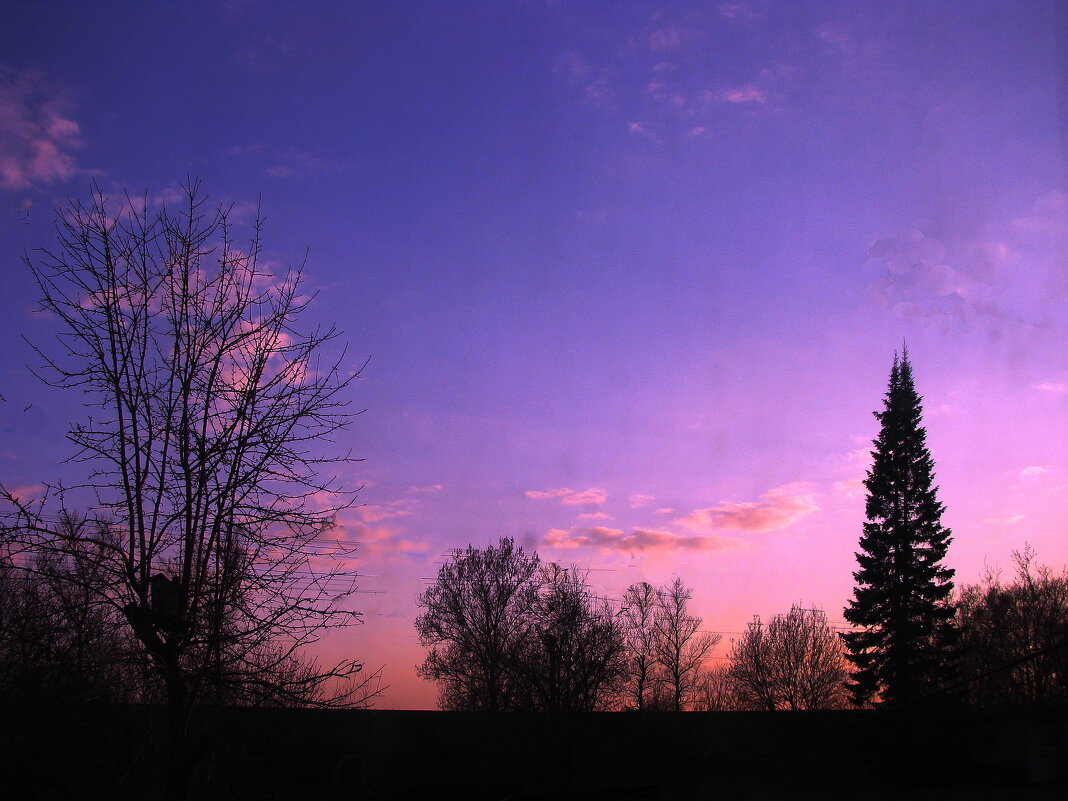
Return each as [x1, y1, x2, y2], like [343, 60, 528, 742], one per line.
[832, 480, 866, 499]
[1019, 466, 1047, 478]
[329, 512, 431, 564]
[0, 67, 82, 190]
[560, 487, 608, 506]
[544, 526, 737, 554]
[627, 121, 660, 142]
[628, 493, 656, 508]
[4, 484, 44, 504]
[525, 487, 572, 500]
[578, 511, 613, 520]
[675, 482, 820, 534]
[526, 487, 608, 506]
[408, 484, 443, 493]
[355, 500, 418, 523]
[719, 85, 766, 104]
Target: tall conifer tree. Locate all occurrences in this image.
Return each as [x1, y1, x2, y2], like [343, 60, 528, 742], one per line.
[843, 349, 956, 706]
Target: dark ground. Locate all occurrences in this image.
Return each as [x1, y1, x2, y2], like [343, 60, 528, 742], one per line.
[2, 703, 1066, 800]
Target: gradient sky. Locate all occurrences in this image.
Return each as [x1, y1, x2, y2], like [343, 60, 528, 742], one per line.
[1, 0, 1066, 709]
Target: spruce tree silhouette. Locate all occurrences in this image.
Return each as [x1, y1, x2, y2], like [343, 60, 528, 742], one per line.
[842, 348, 957, 706]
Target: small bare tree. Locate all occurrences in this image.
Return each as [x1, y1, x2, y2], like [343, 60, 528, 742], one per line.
[654, 578, 719, 711]
[1, 183, 375, 792]
[727, 615, 775, 710]
[620, 581, 660, 710]
[729, 606, 848, 710]
[693, 664, 737, 711]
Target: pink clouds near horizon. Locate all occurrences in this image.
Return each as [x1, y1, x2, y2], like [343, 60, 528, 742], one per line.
[674, 482, 820, 534]
[544, 525, 737, 554]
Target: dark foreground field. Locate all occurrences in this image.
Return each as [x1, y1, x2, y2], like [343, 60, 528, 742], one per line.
[2, 704, 1066, 800]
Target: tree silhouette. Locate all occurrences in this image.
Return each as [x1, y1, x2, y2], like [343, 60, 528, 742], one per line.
[415, 537, 539, 710]
[842, 350, 956, 706]
[728, 606, 848, 710]
[0, 183, 374, 795]
[957, 546, 1068, 708]
[620, 581, 660, 710]
[653, 578, 719, 711]
[518, 563, 626, 711]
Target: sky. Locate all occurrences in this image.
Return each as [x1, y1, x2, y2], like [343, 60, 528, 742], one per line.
[1, 0, 1066, 709]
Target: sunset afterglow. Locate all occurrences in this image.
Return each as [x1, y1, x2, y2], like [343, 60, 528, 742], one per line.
[2, 1, 1066, 710]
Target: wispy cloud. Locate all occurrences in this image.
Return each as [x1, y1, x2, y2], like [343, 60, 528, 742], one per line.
[719, 85, 766, 104]
[627, 120, 660, 143]
[649, 26, 704, 53]
[1019, 465, 1047, 478]
[526, 487, 608, 506]
[578, 511, 613, 520]
[4, 484, 44, 504]
[0, 66, 82, 191]
[544, 526, 737, 554]
[832, 479, 865, 499]
[628, 493, 656, 508]
[1011, 190, 1067, 236]
[562, 487, 608, 505]
[408, 484, 443, 493]
[717, 2, 763, 23]
[229, 143, 356, 179]
[355, 500, 419, 523]
[984, 513, 1025, 526]
[675, 482, 820, 533]
[334, 518, 431, 563]
[865, 228, 971, 322]
[1033, 382, 1067, 395]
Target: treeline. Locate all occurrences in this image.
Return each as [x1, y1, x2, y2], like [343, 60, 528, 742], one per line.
[0, 534, 355, 710]
[415, 537, 845, 711]
[957, 546, 1068, 708]
[416, 537, 1068, 712]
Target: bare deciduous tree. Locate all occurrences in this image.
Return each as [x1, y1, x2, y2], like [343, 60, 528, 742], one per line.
[653, 578, 719, 711]
[519, 563, 626, 712]
[415, 537, 539, 710]
[0, 530, 135, 703]
[0, 183, 375, 792]
[957, 546, 1068, 708]
[620, 581, 659, 710]
[729, 606, 848, 710]
[692, 664, 736, 711]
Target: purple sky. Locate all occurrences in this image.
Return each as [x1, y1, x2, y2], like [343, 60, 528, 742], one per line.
[2, 0, 1066, 708]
